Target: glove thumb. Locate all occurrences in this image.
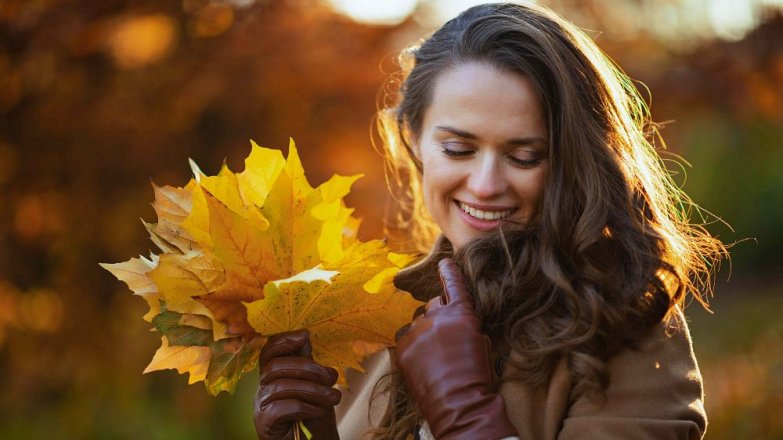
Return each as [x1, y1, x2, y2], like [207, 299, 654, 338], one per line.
[437, 258, 472, 306]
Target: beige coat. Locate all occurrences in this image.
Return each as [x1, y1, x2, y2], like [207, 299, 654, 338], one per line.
[336, 240, 707, 439]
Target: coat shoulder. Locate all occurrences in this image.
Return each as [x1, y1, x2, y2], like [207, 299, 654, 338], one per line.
[561, 306, 707, 439]
[500, 307, 707, 440]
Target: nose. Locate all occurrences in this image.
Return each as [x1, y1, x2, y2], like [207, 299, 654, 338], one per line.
[466, 154, 507, 199]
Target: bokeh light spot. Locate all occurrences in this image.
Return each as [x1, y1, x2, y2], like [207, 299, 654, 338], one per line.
[15, 195, 46, 240]
[708, 0, 755, 40]
[14, 193, 65, 240]
[327, 0, 417, 25]
[19, 289, 63, 333]
[109, 14, 177, 69]
[419, 0, 537, 27]
[190, 3, 235, 38]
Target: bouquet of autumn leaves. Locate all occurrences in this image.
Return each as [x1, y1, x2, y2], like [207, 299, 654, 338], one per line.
[101, 139, 422, 395]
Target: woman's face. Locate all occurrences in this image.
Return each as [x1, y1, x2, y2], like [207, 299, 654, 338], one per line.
[416, 62, 548, 250]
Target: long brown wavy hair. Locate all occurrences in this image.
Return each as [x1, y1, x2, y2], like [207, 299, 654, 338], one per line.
[369, 3, 727, 439]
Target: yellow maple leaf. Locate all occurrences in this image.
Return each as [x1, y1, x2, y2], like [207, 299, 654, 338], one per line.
[244, 240, 421, 385]
[312, 173, 363, 265]
[181, 140, 285, 250]
[254, 139, 330, 275]
[236, 140, 286, 207]
[150, 251, 223, 306]
[193, 139, 366, 333]
[100, 254, 161, 322]
[145, 336, 211, 384]
[145, 181, 199, 254]
[101, 138, 422, 395]
[147, 250, 235, 339]
[202, 162, 271, 232]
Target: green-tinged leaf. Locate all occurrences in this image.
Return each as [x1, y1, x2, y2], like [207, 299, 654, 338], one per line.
[152, 308, 213, 346]
[204, 337, 264, 395]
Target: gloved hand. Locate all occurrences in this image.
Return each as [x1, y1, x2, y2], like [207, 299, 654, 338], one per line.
[394, 258, 518, 439]
[254, 329, 342, 440]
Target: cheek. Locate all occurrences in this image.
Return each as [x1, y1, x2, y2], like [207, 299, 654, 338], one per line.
[513, 169, 547, 208]
[420, 154, 456, 213]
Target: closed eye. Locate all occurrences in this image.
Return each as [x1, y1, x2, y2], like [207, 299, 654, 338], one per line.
[440, 142, 473, 158]
[508, 155, 542, 168]
[508, 148, 544, 168]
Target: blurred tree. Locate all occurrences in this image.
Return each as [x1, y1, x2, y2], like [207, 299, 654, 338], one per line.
[0, 0, 780, 438]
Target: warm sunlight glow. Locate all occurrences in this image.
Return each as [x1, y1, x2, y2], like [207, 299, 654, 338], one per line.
[707, 0, 756, 40]
[328, 0, 418, 25]
[324, 0, 781, 43]
[423, 0, 536, 25]
[666, 0, 783, 42]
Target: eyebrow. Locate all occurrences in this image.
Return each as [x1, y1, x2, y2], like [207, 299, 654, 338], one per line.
[435, 125, 547, 146]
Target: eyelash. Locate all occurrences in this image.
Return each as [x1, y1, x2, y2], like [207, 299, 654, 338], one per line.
[439, 144, 542, 168]
[440, 144, 472, 158]
[509, 156, 541, 168]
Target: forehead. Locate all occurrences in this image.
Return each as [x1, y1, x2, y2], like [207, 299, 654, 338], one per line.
[423, 62, 546, 138]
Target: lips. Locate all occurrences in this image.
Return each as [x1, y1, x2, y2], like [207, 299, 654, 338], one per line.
[457, 200, 515, 221]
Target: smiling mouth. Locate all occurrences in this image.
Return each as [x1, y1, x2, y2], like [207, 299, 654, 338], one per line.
[457, 201, 516, 221]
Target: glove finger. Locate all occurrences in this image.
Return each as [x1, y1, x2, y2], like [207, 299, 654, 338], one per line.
[260, 356, 338, 387]
[271, 400, 326, 423]
[254, 399, 326, 439]
[258, 378, 342, 408]
[437, 258, 472, 307]
[299, 335, 313, 358]
[260, 329, 309, 367]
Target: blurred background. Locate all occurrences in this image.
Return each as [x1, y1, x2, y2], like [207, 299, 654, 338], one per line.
[1, 0, 781, 438]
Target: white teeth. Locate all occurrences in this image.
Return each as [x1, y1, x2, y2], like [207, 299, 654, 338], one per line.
[459, 202, 513, 221]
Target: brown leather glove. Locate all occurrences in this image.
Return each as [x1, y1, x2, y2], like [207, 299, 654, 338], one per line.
[395, 258, 518, 439]
[254, 329, 342, 440]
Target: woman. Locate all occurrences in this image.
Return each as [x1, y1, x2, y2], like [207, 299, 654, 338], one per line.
[253, 3, 726, 440]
